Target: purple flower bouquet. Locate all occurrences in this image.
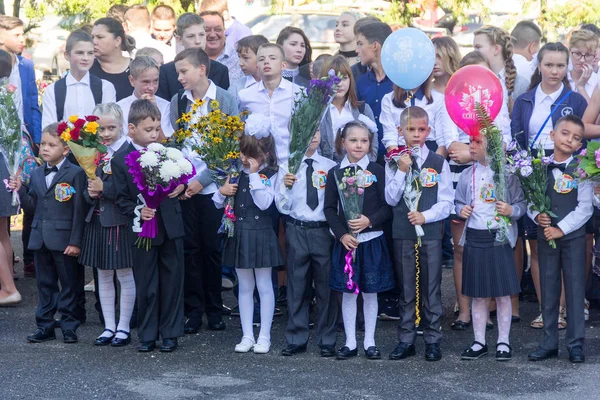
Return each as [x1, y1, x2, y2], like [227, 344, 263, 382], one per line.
[125, 143, 196, 250]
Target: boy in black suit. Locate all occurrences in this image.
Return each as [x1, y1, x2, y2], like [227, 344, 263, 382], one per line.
[111, 99, 186, 353]
[157, 12, 230, 101]
[11, 123, 87, 344]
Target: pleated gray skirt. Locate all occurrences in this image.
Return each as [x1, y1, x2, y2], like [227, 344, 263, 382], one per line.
[79, 213, 134, 270]
[462, 228, 521, 298]
[222, 220, 284, 269]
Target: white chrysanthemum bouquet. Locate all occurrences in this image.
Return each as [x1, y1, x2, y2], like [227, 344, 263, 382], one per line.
[125, 143, 195, 249]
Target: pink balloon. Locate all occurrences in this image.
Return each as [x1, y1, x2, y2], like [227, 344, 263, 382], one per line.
[444, 65, 504, 137]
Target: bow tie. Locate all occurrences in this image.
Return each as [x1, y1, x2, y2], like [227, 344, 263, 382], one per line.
[548, 163, 566, 171]
[44, 165, 59, 176]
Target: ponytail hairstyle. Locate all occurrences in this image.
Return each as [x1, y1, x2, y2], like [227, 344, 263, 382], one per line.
[94, 17, 136, 54]
[334, 120, 374, 158]
[239, 133, 278, 171]
[391, 75, 433, 109]
[474, 26, 517, 112]
[528, 42, 571, 91]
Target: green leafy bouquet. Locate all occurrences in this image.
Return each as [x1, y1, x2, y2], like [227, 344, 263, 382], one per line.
[0, 79, 24, 206]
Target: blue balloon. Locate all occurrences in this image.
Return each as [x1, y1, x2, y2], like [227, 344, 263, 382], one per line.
[381, 28, 435, 90]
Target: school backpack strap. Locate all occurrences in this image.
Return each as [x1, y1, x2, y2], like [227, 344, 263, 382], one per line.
[89, 74, 103, 105]
[54, 77, 67, 122]
[529, 90, 573, 150]
[177, 89, 188, 129]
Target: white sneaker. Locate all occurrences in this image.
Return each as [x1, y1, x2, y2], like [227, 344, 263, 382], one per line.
[253, 338, 271, 354]
[234, 337, 255, 353]
[84, 279, 95, 292]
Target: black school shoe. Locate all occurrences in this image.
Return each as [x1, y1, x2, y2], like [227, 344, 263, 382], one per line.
[569, 346, 585, 363]
[461, 341, 488, 360]
[160, 338, 178, 352]
[27, 328, 56, 343]
[94, 329, 115, 346]
[425, 343, 442, 361]
[528, 347, 558, 361]
[184, 317, 202, 334]
[138, 341, 156, 352]
[336, 346, 358, 360]
[389, 342, 416, 360]
[111, 330, 131, 347]
[364, 346, 382, 360]
[495, 343, 512, 361]
[63, 330, 78, 344]
[320, 345, 336, 358]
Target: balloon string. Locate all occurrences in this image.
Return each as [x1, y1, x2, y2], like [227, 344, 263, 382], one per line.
[415, 242, 421, 326]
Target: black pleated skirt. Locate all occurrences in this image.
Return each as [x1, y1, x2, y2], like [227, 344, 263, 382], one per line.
[222, 221, 284, 269]
[79, 213, 134, 270]
[330, 234, 395, 294]
[462, 228, 520, 298]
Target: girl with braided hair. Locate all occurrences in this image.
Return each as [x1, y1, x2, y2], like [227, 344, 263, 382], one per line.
[473, 25, 529, 114]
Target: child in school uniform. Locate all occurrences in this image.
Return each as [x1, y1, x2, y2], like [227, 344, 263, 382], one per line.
[11, 123, 87, 343]
[276, 129, 339, 357]
[456, 134, 525, 361]
[527, 115, 592, 364]
[80, 103, 136, 347]
[567, 29, 599, 103]
[117, 55, 173, 139]
[171, 47, 237, 334]
[214, 124, 283, 354]
[111, 99, 186, 353]
[42, 29, 116, 128]
[324, 120, 393, 360]
[228, 35, 269, 105]
[276, 27, 312, 87]
[385, 106, 453, 362]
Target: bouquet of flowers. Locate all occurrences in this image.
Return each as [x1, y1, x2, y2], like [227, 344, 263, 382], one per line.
[288, 69, 341, 176]
[335, 165, 367, 294]
[58, 115, 106, 180]
[0, 80, 24, 206]
[125, 143, 196, 250]
[506, 140, 556, 248]
[174, 98, 245, 237]
[476, 104, 511, 242]
[576, 142, 600, 182]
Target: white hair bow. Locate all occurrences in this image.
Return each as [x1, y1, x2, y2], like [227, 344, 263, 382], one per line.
[244, 113, 271, 139]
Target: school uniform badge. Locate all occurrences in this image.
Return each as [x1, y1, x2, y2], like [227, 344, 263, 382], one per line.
[259, 174, 272, 187]
[554, 174, 576, 194]
[312, 170, 327, 189]
[479, 183, 496, 203]
[419, 168, 440, 187]
[358, 170, 377, 188]
[101, 156, 112, 175]
[55, 183, 76, 202]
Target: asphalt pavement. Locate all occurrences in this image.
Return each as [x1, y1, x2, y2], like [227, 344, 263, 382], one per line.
[1, 232, 600, 400]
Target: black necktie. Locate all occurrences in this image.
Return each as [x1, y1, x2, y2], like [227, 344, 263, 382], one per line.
[44, 165, 58, 176]
[305, 159, 318, 211]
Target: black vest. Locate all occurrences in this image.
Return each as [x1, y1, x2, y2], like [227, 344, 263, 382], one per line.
[546, 161, 586, 239]
[393, 151, 445, 240]
[233, 167, 276, 230]
[54, 74, 103, 121]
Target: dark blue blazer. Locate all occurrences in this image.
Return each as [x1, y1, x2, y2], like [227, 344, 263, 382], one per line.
[511, 84, 588, 150]
[18, 159, 87, 252]
[157, 59, 230, 102]
[111, 142, 185, 245]
[18, 56, 42, 143]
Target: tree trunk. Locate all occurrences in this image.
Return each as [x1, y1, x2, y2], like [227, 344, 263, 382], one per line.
[13, 0, 21, 17]
[0, 0, 5, 16]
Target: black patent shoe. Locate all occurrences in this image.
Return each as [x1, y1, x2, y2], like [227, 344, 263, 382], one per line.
[528, 347, 558, 361]
[425, 343, 442, 361]
[281, 344, 307, 356]
[27, 328, 56, 343]
[389, 342, 416, 360]
[495, 342, 512, 361]
[63, 330, 78, 344]
[364, 346, 381, 360]
[111, 330, 131, 347]
[94, 329, 115, 346]
[138, 341, 156, 352]
[336, 346, 358, 360]
[450, 320, 470, 331]
[320, 345, 336, 358]
[461, 341, 488, 360]
[569, 346, 585, 363]
[160, 338, 178, 352]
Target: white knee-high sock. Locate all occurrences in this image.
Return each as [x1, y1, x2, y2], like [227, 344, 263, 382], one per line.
[98, 269, 116, 337]
[362, 292, 378, 350]
[471, 297, 489, 350]
[236, 269, 256, 341]
[255, 268, 274, 345]
[495, 296, 512, 352]
[115, 268, 136, 339]
[342, 293, 358, 350]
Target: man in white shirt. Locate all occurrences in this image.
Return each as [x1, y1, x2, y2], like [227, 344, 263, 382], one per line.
[238, 43, 303, 165]
[125, 5, 174, 63]
[117, 56, 173, 139]
[511, 21, 542, 83]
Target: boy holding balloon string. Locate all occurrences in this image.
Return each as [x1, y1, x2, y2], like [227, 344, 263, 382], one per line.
[385, 106, 453, 362]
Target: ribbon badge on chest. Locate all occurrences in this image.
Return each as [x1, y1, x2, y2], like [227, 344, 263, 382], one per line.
[101, 156, 112, 175]
[312, 170, 327, 189]
[479, 182, 496, 203]
[259, 174, 272, 187]
[419, 168, 439, 188]
[55, 183, 75, 202]
[553, 170, 576, 194]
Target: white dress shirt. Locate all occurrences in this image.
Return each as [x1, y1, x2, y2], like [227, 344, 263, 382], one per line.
[384, 144, 454, 223]
[466, 164, 499, 230]
[568, 70, 599, 99]
[329, 101, 354, 143]
[528, 83, 564, 150]
[527, 154, 593, 235]
[238, 78, 303, 165]
[212, 165, 278, 211]
[339, 155, 382, 243]
[130, 31, 174, 63]
[45, 157, 67, 189]
[8, 59, 24, 129]
[106, 136, 128, 158]
[513, 53, 535, 83]
[380, 90, 451, 150]
[117, 92, 173, 137]
[42, 72, 116, 128]
[275, 153, 336, 221]
[179, 81, 219, 195]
